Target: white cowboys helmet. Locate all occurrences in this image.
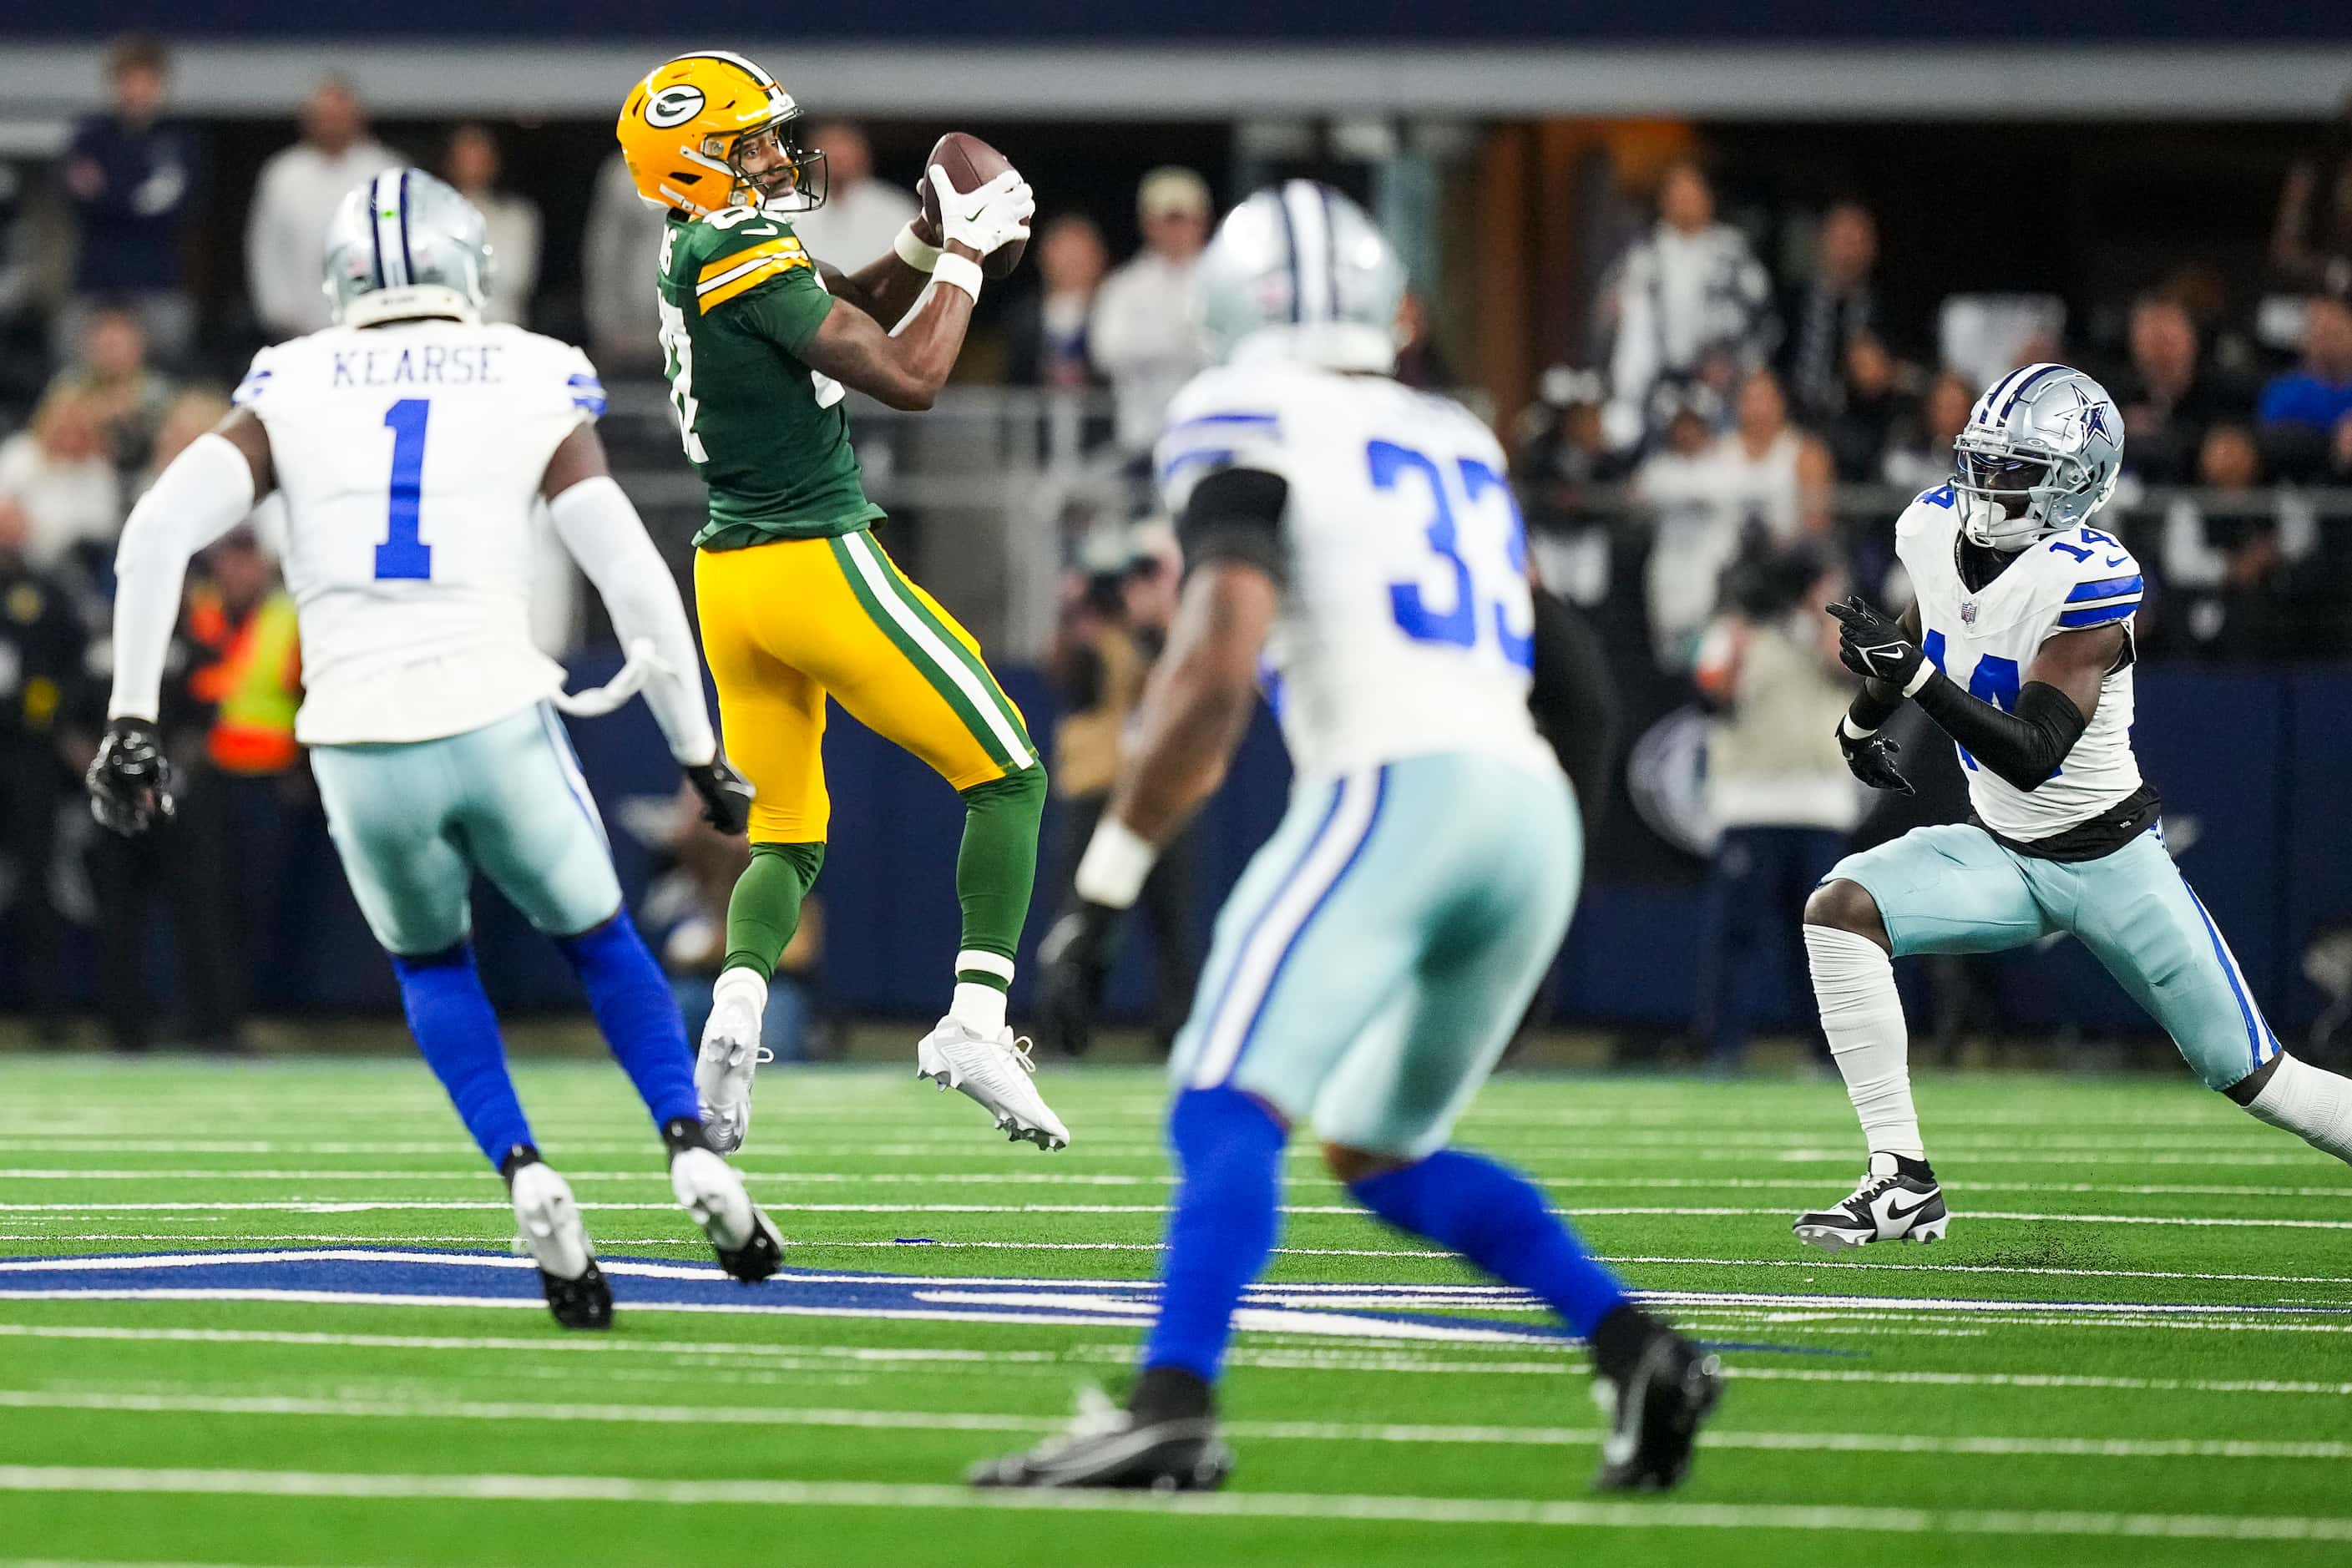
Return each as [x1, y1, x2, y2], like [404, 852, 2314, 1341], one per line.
[1950, 362, 2124, 552]
[1195, 180, 1406, 374]
[323, 169, 494, 330]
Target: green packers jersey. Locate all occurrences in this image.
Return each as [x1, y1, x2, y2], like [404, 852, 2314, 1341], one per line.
[656, 210, 887, 550]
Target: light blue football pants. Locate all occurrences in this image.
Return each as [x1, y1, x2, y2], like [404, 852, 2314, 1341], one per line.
[1169, 751, 1581, 1158]
[1826, 822, 2281, 1090]
[310, 704, 625, 958]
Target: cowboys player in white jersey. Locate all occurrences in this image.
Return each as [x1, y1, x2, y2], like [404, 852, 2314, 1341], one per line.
[89, 169, 784, 1327]
[1797, 362, 2352, 1250]
[974, 183, 1719, 1494]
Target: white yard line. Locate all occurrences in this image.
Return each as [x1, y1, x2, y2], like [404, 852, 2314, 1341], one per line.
[4, 1171, 2345, 1202]
[1, 1466, 2348, 1542]
[3, 1200, 2348, 1230]
[2, 1388, 2348, 1462]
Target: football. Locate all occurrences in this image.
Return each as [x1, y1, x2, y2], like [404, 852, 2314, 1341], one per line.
[918, 131, 1029, 279]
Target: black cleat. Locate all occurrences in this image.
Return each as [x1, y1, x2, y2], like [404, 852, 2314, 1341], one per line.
[969, 1387, 1233, 1491]
[539, 1258, 615, 1331]
[1793, 1151, 1949, 1252]
[713, 1206, 785, 1284]
[1591, 1308, 1722, 1492]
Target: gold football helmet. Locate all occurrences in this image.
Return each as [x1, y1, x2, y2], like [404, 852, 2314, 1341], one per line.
[615, 51, 826, 215]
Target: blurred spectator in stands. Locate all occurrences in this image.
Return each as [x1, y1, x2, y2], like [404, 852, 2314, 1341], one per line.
[1038, 525, 1202, 1055]
[442, 124, 539, 326]
[2159, 425, 2335, 660]
[57, 35, 205, 368]
[0, 495, 83, 1037]
[52, 307, 173, 478]
[583, 152, 667, 372]
[1091, 166, 1211, 457]
[2114, 294, 2238, 483]
[0, 164, 32, 336]
[788, 121, 918, 270]
[2271, 92, 2352, 297]
[245, 78, 397, 340]
[1882, 371, 1974, 495]
[1603, 160, 1774, 450]
[1632, 385, 1732, 671]
[1692, 546, 1857, 1070]
[649, 783, 826, 1061]
[1822, 331, 1912, 482]
[0, 387, 123, 572]
[136, 388, 233, 499]
[1779, 200, 1879, 428]
[2257, 296, 2352, 478]
[1005, 214, 1107, 389]
[1512, 367, 1627, 607]
[1393, 290, 1453, 390]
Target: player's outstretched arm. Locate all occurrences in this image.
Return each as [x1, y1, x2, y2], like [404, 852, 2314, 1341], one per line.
[1110, 562, 1280, 847]
[540, 424, 747, 833]
[92, 408, 275, 835]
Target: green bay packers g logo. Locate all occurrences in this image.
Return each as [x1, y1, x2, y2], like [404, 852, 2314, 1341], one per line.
[646, 84, 706, 129]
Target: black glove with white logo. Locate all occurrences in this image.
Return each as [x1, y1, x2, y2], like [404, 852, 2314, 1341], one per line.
[1828, 595, 1927, 691]
[1834, 720, 1915, 796]
[87, 718, 176, 837]
[685, 756, 755, 836]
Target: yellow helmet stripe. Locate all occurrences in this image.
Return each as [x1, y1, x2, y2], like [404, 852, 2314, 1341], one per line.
[698, 254, 811, 310]
[696, 237, 801, 286]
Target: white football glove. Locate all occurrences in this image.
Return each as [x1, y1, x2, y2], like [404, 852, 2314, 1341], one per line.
[928, 164, 1034, 260]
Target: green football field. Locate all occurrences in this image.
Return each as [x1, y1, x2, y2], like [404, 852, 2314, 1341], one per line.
[0, 1056, 2347, 1567]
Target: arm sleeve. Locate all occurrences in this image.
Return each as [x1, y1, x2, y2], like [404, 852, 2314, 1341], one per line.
[109, 432, 259, 721]
[1527, 586, 1618, 820]
[545, 474, 717, 766]
[1910, 674, 2086, 792]
[1175, 466, 1288, 585]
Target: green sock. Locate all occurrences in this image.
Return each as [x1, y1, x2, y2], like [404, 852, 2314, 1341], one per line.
[724, 841, 827, 982]
[953, 763, 1047, 990]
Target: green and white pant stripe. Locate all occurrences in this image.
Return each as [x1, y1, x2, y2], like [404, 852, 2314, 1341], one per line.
[1171, 750, 1581, 1158]
[828, 530, 1035, 774]
[1826, 822, 2282, 1090]
[311, 704, 623, 958]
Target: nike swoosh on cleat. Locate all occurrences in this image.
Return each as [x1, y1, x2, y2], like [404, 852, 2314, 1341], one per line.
[1884, 1192, 1940, 1222]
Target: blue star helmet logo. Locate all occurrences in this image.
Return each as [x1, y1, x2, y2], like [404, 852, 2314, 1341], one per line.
[2081, 397, 2113, 442]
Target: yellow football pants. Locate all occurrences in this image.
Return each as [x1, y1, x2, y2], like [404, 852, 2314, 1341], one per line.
[693, 530, 1037, 844]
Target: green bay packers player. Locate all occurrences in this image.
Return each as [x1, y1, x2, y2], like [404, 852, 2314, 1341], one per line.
[615, 51, 1066, 1151]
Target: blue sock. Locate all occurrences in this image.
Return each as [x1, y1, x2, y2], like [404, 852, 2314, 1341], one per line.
[1140, 1085, 1288, 1383]
[1351, 1148, 1630, 1338]
[392, 943, 534, 1167]
[554, 911, 701, 1131]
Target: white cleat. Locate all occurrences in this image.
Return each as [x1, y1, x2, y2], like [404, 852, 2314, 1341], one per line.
[695, 978, 771, 1156]
[916, 1017, 1071, 1151]
[670, 1146, 784, 1283]
[508, 1161, 611, 1329]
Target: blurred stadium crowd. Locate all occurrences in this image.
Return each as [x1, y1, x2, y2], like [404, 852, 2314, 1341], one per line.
[3, 36, 2351, 1056]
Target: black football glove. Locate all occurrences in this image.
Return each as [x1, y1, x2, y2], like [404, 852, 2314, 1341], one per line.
[1034, 898, 1125, 1058]
[1827, 594, 1926, 690]
[87, 718, 175, 837]
[1835, 720, 1915, 796]
[685, 756, 754, 836]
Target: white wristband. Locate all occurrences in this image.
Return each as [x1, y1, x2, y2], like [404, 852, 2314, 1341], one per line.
[893, 221, 942, 273]
[1839, 714, 1879, 741]
[930, 252, 984, 303]
[1901, 660, 1936, 698]
[1074, 817, 1156, 910]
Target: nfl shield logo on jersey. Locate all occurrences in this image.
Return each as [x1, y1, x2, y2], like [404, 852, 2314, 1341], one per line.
[1960, 599, 1978, 625]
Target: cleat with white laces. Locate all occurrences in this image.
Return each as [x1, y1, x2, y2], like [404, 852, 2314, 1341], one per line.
[1793, 1151, 1949, 1252]
[916, 1017, 1071, 1151]
[969, 1384, 1230, 1491]
[508, 1160, 612, 1330]
[695, 972, 771, 1156]
[670, 1146, 784, 1283]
